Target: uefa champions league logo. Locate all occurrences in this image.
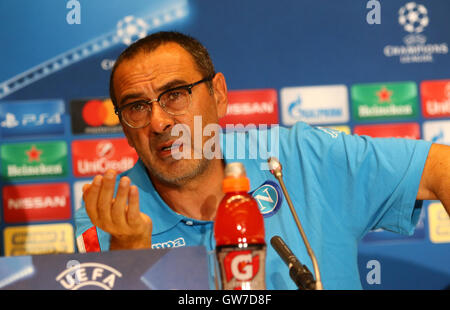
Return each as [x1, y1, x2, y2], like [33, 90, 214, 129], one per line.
[382, 2, 448, 64]
[116, 16, 149, 46]
[398, 2, 429, 34]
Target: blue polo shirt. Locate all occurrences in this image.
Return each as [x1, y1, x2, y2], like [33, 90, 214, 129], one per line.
[74, 121, 432, 289]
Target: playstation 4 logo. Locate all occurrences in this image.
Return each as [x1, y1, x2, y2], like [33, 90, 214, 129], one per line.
[0, 100, 65, 138]
[0, 113, 19, 128]
[0, 112, 62, 128]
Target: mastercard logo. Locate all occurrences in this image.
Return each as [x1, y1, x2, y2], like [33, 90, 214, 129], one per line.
[82, 99, 120, 127]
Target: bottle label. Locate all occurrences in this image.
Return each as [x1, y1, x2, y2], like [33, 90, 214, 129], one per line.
[216, 245, 266, 290]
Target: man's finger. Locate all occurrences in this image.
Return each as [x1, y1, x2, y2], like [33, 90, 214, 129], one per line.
[111, 176, 130, 227]
[127, 185, 141, 226]
[83, 175, 102, 223]
[96, 169, 117, 224]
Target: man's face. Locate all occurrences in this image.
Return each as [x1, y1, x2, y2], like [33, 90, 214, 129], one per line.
[112, 42, 227, 186]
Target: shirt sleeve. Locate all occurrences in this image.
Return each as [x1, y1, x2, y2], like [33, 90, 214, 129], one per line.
[289, 122, 432, 240]
[74, 204, 111, 252]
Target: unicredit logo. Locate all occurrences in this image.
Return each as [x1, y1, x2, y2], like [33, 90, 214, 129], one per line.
[72, 138, 138, 177]
[421, 80, 450, 118]
[96, 141, 115, 159]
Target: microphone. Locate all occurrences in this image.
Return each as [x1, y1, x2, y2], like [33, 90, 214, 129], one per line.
[271, 236, 316, 290]
[268, 157, 323, 290]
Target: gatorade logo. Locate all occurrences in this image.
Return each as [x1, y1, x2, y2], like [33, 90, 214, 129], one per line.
[251, 181, 282, 218]
[224, 251, 259, 282]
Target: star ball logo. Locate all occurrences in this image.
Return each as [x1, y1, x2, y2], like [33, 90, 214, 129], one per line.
[70, 98, 122, 135]
[383, 2, 448, 64]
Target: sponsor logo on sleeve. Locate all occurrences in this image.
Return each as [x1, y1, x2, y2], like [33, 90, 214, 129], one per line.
[2, 183, 71, 223]
[71, 138, 138, 177]
[1, 141, 68, 180]
[351, 82, 418, 121]
[280, 85, 349, 126]
[354, 123, 420, 139]
[0, 100, 65, 138]
[421, 80, 450, 118]
[3, 223, 74, 256]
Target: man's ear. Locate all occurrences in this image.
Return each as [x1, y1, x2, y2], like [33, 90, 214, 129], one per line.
[212, 72, 228, 119]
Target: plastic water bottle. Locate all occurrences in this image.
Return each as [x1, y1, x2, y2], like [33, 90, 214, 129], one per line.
[214, 162, 266, 290]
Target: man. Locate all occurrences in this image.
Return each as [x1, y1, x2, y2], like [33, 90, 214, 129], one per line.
[75, 31, 450, 289]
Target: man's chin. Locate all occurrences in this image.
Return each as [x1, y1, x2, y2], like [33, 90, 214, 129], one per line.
[146, 157, 210, 187]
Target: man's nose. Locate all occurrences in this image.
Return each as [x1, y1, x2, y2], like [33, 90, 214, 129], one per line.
[149, 104, 175, 134]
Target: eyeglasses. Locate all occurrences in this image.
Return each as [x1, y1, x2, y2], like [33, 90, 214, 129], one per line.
[115, 75, 215, 129]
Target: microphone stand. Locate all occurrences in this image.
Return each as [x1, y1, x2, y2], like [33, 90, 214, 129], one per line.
[268, 157, 324, 290]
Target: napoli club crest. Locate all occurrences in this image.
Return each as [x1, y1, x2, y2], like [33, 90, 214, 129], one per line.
[251, 181, 283, 218]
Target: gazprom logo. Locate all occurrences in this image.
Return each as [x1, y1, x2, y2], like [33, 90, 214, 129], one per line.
[280, 85, 349, 126]
[251, 181, 282, 218]
[288, 95, 343, 120]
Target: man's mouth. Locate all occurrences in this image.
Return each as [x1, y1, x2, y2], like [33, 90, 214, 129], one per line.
[158, 140, 183, 157]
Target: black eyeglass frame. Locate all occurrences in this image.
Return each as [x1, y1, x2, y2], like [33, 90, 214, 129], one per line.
[114, 74, 215, 128]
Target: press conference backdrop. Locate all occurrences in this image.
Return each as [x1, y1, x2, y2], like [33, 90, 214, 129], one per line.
[0, 0, 449, 289]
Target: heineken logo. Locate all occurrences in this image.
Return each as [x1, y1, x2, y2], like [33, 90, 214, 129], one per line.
[1, 141, 68, 180]
[351, 82, 418, 121]
[26, 145, 42, 162]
